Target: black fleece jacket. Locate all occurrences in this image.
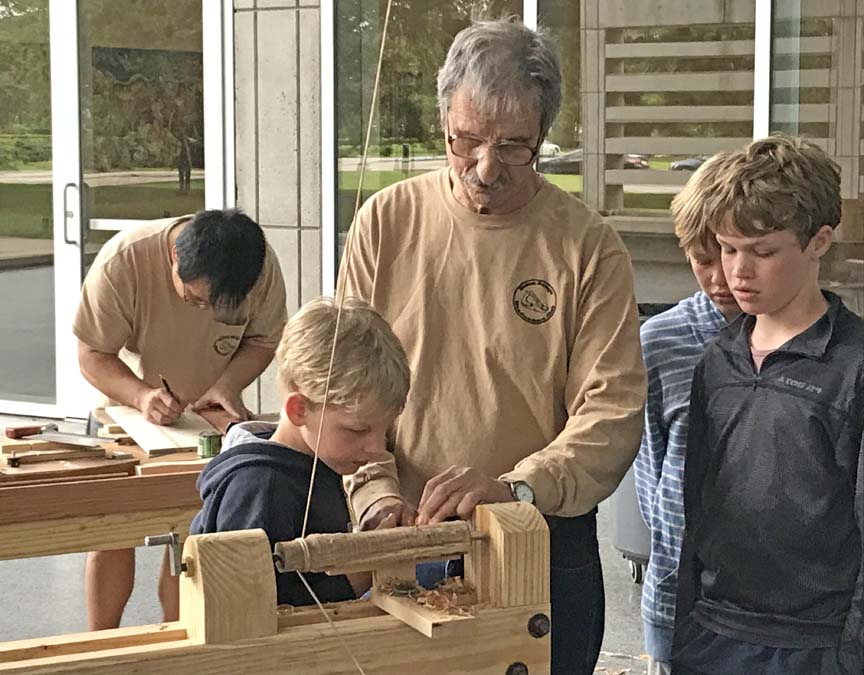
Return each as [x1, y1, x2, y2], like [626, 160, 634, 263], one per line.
[189, 422, 355, 607]
[675, 292, 863, 670]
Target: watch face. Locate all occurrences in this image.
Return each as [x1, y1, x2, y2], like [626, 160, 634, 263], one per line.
[513, 481, 534, 504]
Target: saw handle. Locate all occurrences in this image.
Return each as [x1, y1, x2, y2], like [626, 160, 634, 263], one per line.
[5, 424, 55, 439]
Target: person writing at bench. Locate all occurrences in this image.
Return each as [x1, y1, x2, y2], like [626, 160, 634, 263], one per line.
[73, 208, 287, 630]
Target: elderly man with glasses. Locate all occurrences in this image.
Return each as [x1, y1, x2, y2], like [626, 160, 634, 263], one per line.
[73, 207, 286, 632]
[341, 18, 646, 675]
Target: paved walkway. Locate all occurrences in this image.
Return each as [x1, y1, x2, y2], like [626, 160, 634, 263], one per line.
[0, 237, 52, 267]
[0, 237, 104, 271]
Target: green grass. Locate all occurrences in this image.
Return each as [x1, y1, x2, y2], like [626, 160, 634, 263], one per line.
[3, 168, 674, 240]
[0, 183, 52, 237]
[337, 170, 429, 191]
[0, 179, 204, 238]
[543, 174, 583, 193]
[649, 159, 671, 170]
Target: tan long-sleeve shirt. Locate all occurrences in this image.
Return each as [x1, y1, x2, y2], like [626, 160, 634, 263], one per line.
[74, 217, 287, 408]
[341, 168, 646, 519]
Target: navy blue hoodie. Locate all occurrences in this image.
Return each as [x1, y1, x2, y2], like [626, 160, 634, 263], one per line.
[189, 421, 355, 607]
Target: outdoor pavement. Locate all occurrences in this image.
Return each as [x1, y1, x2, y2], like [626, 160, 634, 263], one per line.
[0, 237, 53, 269]
[0, 407, 649, 672]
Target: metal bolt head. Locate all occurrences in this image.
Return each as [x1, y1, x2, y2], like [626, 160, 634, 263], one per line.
[505, 662, 528, 675]
[527, 612, 550, 638]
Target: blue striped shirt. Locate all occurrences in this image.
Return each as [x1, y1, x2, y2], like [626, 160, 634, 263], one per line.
[634, 291, 729, 659]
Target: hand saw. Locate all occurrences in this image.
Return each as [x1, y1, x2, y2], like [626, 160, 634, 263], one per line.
[5, 423, 105, 448]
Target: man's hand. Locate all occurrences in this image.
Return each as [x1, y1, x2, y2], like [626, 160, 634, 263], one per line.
[191, 382, 250, 422]
[138, 388, 186, 426]
[196, 407, 237, 434]
[416, 466, 514, 525]
[358, 496, 416, 531]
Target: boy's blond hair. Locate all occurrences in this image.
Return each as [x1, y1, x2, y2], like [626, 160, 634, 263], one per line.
[671, 151, 735, 254]
[703, 134, 841, 248]
[276, 296, 410, 418]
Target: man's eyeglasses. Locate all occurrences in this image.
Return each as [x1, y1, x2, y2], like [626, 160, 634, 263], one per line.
[183, 285, 210, 309]
[446, 123, 541, 167]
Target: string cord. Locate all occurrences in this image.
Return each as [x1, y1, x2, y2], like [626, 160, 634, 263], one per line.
[296, 571, 369, 675]
[300, 0, 394, 539]
[292, 3, 394, 674]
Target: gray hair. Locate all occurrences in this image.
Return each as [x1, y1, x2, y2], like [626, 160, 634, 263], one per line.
[437, 18, 562, 136]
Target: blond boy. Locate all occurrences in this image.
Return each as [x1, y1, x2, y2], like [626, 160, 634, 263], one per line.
[189, 296, 411, 605]
[673, 134, 863, 674]
[634, 154, 741, 675]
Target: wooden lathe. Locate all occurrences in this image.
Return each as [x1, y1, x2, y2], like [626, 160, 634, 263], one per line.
[0, 502, 551, 674]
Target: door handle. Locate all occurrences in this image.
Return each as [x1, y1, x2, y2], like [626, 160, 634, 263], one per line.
[62, 182, 79, 247]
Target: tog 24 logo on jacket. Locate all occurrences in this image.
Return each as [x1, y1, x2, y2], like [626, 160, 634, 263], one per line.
[213, 335, 241, 356]
[513, 279, 557, 324]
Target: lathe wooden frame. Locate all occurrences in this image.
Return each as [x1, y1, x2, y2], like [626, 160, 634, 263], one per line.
[0, 502, 551, 675]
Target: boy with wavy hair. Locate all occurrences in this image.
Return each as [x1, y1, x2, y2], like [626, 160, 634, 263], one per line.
[190, 296, 411, 606]
[672, 134, 863, 674]
[635, 152, 741, 675]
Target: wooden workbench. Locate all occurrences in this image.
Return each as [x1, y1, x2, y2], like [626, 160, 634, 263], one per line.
[0, 444, 203, 561]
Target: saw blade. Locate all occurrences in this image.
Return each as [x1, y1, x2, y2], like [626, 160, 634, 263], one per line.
[22, 432, 105, 448]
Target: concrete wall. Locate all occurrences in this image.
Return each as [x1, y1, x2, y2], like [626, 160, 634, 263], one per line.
[234, 0, 321, 413]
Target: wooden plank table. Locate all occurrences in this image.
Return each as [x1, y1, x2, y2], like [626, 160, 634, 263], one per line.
[0, 409, 280, 561]
[0, 442, 204, 561]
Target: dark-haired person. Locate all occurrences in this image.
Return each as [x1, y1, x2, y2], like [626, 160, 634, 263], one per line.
[74, 208, 287, 631]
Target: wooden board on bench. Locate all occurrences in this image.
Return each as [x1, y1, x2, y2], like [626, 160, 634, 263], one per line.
[105, 406, 218, 456]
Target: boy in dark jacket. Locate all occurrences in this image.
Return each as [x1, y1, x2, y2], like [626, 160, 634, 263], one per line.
[672, 134, 863, 674]
[189, 296, 411, 606]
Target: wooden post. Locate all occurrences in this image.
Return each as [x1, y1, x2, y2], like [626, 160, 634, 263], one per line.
[179, 529, 277, 644]
[466, 502, 550, 607]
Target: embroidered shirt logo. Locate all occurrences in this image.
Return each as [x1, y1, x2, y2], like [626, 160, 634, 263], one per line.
[214, 335, 240, 356]
[513, 279, 557, 324]
[776, 375, 823, 395]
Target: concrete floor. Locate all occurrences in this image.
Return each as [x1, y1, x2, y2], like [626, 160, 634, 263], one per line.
[0, 409, 648, 672]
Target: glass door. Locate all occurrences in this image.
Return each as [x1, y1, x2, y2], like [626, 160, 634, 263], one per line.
[0, 1, 57, 414]
[0, 0, 231, 418]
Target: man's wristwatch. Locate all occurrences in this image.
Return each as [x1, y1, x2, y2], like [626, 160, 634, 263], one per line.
[505, 480, 535, 505]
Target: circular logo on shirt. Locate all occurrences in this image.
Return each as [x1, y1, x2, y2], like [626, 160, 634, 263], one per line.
[213, 335, 240, 356]
[513, 279, 557, 324]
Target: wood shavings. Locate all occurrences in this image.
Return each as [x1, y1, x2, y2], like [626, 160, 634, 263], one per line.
[377, 577, 423, 598]
[377, 575, 477, 616]
[415, 576, 476, 617]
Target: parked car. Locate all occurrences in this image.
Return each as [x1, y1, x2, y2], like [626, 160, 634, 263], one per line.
[670, 156, 706, 171]
[539, 141, 561, 158]
[539, 149, 649, 174]
[538, 148, 582, 174]
[623, 153, 649, 169]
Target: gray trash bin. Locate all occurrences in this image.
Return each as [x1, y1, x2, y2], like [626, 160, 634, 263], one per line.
[609, 462, 650, 583]
[607, 303, 676, 584]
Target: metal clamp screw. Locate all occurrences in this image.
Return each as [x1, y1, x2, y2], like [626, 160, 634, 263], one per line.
[144, 532, 187, 576]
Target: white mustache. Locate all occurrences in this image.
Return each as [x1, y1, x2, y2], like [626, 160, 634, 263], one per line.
[462, 173, 505, 191]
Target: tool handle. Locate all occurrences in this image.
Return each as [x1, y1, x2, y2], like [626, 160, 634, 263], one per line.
[5, 425, 44, 439]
